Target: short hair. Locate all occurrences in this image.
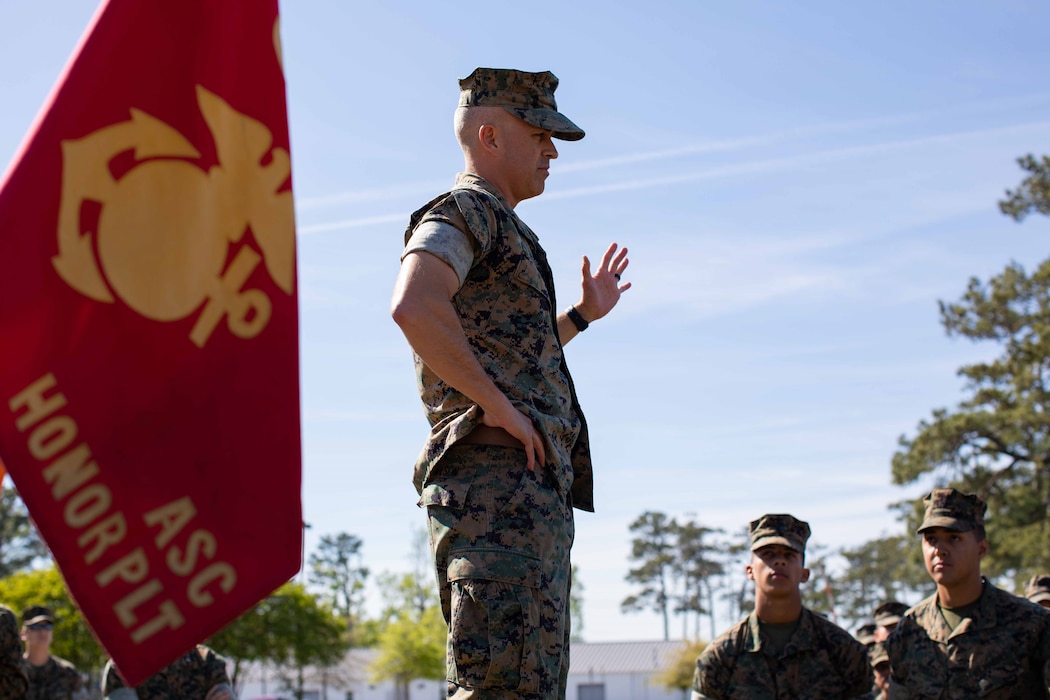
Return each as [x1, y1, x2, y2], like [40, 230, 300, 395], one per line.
[454, 105, 509, 151]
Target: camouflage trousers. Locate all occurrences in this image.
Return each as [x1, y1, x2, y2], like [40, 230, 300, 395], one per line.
[423, 444, 574, 700]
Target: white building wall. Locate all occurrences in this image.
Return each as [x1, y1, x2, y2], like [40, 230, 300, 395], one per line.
[567, 671, 685, 700]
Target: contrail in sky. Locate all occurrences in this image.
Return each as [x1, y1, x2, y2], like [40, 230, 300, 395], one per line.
[298, 118, 1050, 236]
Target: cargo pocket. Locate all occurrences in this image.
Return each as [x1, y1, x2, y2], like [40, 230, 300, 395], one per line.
[446, 548, 542, 692]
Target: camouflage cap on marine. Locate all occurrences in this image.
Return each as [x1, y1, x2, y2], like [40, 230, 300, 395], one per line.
[1026, 574, 1050, 605]
[855, 623, 876, 647]
[873, 600, 908, 628]
[21, 605, 53, 627]
[458, 67, 585, 141]
[749, 513, 811, 554]
[916, 488, 986, 534]
[869, 641, 889, 668]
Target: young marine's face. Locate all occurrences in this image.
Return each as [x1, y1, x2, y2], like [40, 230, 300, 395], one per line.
[921, 527, 987, 589]
[21, 622, 52, 651]
[746, 544, 809, 597]
[495, 114, 558, 204]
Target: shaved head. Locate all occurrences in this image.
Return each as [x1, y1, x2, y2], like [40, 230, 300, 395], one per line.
[455, 105, 510, 152]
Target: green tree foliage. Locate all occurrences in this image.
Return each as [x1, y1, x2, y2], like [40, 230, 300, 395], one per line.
[799, 543, 839, 622]
[834, 535, 927, 626]
[999, 154, 1050, 222]
[623, 512, 731, 641]
[0, 567, 106, 675]
[622, 511, 676, 640]
[656, 639, 706, 693]
[209, 582, 348, 700]
[0, 488, 47, 577]
[718, 526, 754, 624]
[671, 519, 725, 641]
[570, 565, 584, 642]
[307, 532, 368, 631]
[206, 592, 273, 691]
[369, 571, 445, 700]
[892, 258, 1050, 583]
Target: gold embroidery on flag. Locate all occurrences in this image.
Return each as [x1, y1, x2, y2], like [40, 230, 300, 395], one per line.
[53, 87, 294, 348]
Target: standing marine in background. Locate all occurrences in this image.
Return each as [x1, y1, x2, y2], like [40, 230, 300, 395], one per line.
[102, 645, 233, 700]
[885, 488, 1050, 697]
[19, 607, 81, 700]
[691, 513, 873, 699]
[1028, 574, 1050, 610]
[0, 605, 27, 700]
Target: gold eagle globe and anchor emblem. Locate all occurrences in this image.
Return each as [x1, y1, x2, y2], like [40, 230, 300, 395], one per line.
[52, 84, 295, 349]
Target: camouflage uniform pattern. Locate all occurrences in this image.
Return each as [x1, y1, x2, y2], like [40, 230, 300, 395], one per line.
[885, 582, 1050, 698]
[23, 656, 81, 700]
[915, 488, 985, 534]
[692, 608, 874, 699]
[428, 444, 572, 699]
[0, 605, 27, 699]
[405, 173, 593, 512]
[1028, 574, 1050, 606]
[873, 601, 908, 629]
[458, 68, 584, 141]
[407, 173, 585, 699]
[749, 514, 810, 553]
[870, 642, 890, 700]
[102, 645, 230, 700]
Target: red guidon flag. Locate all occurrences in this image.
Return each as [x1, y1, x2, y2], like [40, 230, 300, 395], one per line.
[0, 0, 302, 684]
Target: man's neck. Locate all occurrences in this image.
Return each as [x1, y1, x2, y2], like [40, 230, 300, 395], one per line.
[938, 577, 984, 609]
[754, 594, 804, 624]
[461, 164, 517, 209]
[24, 647, 49, 666]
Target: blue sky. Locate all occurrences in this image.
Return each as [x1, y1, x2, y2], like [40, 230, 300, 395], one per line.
[3, 1, 1050, 642]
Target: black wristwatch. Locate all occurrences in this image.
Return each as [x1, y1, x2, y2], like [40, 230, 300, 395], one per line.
[566, 306, 589, 332]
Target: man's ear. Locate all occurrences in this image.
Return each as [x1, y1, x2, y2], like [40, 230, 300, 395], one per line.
[745, 563, 755, 582]
[801, 567, 811, 584]
[478, 123, 499, 154]
[977, 537, 989, 561]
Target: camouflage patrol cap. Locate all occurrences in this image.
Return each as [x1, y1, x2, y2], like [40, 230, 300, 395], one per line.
[873, 600, 908, 628]
[458, 67, 585, 141]
[855, 623, 876, 646]
[916, 488, 986, 534]
[869, 642, 890, 668]
[21, 605, 53, 626]
[1027, 574, 1050, 605]
[749, 514, 811, 554]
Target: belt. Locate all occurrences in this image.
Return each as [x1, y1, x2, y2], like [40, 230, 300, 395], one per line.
[458, 424, 522, 449]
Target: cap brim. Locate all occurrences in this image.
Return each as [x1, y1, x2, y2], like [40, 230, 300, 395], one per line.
[876, 615, 901, 627]
[506, 107, 585, 141]
[916, 516, 974, 534]
[24, 615, 52, 626]
[751, 536, 804, 553]
[1029, 592, 1050, 605]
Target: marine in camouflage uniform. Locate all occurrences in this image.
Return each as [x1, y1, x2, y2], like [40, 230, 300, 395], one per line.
[392, 67, 630, 700]
[871, 601, 908, 643]
[20, 606, 81, 700]
[869, 642, 890, 700]
[102, 645, 232, 700]
[692, 514, 874, 699]
[885, 488, 1050, 698]
[855, 623, 876, 648]
[1028, 574, 1050, 610]
[0, 604, 28, 699]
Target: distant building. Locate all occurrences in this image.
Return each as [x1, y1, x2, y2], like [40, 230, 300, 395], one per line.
[235, 640, 690, 700]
